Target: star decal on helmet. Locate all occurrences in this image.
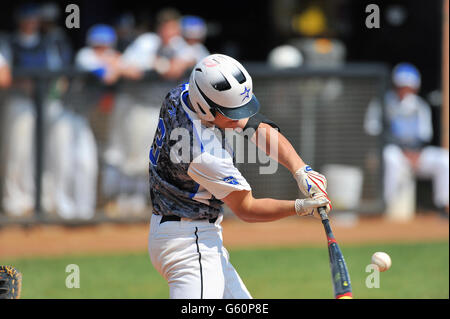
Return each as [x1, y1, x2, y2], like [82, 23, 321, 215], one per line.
[240, 86, 250, 102]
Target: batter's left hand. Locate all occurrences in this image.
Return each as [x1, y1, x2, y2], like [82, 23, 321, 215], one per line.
[294, 165, 332, 212]
[294, 165, 328, 196]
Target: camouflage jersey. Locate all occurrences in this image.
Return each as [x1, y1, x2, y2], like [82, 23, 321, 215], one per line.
[149, 83, 251, 219]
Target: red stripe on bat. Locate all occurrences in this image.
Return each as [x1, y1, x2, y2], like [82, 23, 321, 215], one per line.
[336, 292, 353, 299]
[327, 237, 337, 245]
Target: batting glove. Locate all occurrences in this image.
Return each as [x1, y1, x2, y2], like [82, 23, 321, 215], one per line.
[294, 165, 332, 213]
[295, 196, 331, 217]
[294, 165, 328, 197]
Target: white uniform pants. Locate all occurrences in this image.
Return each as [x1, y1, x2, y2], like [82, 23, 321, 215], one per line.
[148, 214, 252, 299]
[383, 144, 449, 208]
[44, 113, 98, 219]
[2, 96, 35, 216]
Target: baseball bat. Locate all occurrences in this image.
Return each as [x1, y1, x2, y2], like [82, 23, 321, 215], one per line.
[318, 206, 353, 299]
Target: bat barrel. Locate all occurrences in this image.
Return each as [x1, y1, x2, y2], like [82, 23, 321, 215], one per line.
[318, 207, 353, 299]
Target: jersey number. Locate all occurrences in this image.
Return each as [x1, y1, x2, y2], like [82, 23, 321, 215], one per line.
[150, 118, 166, 166]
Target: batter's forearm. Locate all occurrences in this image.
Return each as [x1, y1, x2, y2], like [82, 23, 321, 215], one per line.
[238, 196, 331, 222]
[273, 131, 306, 174]
[251, 123, 306, 174]
[223, 189, 329, 223]
[242, 198, 297, 222]
[223, 190, 297, 223]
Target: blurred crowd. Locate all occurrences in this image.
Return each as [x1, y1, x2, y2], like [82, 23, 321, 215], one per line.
[0, 4, 209, 82]
[0, 3, 210, 220]
[0, 3, 447, 221]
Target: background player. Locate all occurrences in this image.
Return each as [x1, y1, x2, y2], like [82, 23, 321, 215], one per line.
[148, 54, 331, 298]
[365, 63, 449, 217]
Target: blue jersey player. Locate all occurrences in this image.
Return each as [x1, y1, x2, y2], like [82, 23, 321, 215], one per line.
[148, 54, 332, 298]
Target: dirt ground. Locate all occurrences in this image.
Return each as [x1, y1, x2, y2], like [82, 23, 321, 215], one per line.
[0, 213, 448, 259]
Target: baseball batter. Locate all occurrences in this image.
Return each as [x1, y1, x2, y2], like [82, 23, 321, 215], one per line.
[148, 54, 331, 299]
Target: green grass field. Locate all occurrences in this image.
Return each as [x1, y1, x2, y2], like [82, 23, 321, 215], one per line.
[2, 241, 448, 299]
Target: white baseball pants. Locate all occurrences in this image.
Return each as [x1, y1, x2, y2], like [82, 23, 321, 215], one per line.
[383, 144, 449, 208]
[148, 213, 252, 299]
[2, 96, 35, 216]
[44, 113, 98, 219]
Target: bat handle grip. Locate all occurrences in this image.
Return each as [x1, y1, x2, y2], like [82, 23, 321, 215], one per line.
[318, 206, 329, 221]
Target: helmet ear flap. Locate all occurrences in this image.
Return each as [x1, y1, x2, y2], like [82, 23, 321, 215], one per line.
[190, 89, 216, 121]
[198, 104, 217, 117]
[194, 102, 215, 121]
[188, 70, 216, 121]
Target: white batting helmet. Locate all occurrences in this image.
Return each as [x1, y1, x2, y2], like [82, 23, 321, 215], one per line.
[188, 54, 260, 121]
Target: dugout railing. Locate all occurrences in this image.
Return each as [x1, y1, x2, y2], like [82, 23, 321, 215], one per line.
[0, 63, 389, 226]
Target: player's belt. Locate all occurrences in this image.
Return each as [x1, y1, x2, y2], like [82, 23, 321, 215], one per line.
[159, 215, 218, 224]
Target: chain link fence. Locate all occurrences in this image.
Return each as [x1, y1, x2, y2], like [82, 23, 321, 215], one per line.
[0, 63, 388, 225]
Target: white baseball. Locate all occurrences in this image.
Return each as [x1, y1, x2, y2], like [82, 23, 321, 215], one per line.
[371, 252, 392, 272]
